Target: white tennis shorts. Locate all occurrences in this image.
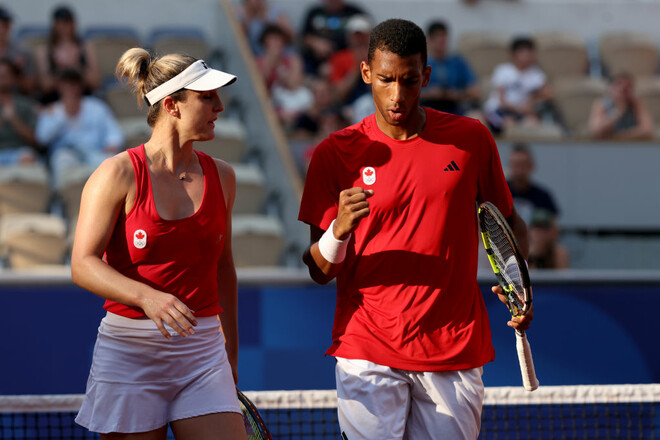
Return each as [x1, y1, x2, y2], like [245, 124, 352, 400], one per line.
[335, 357, 484, 440]
[75, 312, 241, 434]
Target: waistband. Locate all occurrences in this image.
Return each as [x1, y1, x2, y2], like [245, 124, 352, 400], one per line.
[103, 311, 222, 332]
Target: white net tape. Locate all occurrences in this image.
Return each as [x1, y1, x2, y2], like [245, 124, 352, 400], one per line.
[1, 384, 657, 413]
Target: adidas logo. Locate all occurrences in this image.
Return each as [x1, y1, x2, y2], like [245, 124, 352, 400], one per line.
[444, 160, 460, 172]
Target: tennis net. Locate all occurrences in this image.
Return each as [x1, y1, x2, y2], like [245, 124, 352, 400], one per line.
[0, 384, 657, 439]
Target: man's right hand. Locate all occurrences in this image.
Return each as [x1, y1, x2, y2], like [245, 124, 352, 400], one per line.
[334, 187, 374, 240]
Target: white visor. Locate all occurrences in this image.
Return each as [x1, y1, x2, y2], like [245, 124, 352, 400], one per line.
[144, 60, 237, 106]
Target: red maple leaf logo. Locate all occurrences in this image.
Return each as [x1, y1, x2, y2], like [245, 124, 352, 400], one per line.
[135, 231, 145, 239]
[364, 169, 374, 176]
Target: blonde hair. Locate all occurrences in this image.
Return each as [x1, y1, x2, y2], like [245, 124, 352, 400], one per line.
[115, 48, 197, 127]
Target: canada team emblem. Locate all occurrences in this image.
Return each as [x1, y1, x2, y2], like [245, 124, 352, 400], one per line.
[133, 229, 147, 249]
[362, 167, 376, 185]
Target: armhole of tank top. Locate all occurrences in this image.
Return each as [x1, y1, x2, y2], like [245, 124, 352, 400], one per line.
[124, 145, 144, 220]
[198, 150, 227, 212]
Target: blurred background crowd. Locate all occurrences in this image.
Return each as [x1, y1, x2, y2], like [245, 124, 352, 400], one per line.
[0, 0, 659, 272]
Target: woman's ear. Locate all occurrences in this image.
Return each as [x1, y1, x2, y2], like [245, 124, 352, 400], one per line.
[162, 96, 180, 118]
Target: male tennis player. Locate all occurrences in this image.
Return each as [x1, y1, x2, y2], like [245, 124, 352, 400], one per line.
[299, 18, 532, 439]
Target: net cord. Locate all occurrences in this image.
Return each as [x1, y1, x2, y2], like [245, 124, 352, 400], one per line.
[1, 385, 658, 413]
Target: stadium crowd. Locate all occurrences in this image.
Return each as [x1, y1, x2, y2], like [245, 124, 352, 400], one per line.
[1, 0, 659, 270]
[1, 4, 121, 171]
[239, 0, 657, 175]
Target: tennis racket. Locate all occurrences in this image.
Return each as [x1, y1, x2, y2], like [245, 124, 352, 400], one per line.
[478, 201, 539, 392]
[237, 388, 272, 440]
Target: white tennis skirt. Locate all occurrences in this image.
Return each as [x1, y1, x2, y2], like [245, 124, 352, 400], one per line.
[75, 312, 241, 434]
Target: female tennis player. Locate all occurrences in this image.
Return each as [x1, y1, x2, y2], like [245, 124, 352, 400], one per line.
[71, 48, 247, 440]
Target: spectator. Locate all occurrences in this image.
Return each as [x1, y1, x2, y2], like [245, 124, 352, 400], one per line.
[507, 144, 568, 269]
[588, 72, 654, 141]
[236, 0, 294, 55]
[0, 57, 39, 164]
[324, 14, 371, 105]
[256, 24, 312, 131]
[271, 75, 314, 132]
[35, 69, 124, 187]
[34, 5, 100, 104]
[484, 36, 552, 134]
[291, 76, 337, 139]
[345, 83, 374, 124]
[300, 0, 367, 75]
[0, 5, 36, 95]
[527, 208, 569, 269]
[420, 20, 480, 117]
[255, 23, 302, 92]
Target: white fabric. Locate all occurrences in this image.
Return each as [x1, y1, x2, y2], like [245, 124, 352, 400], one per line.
[75, 312, 240, 434]
[483, 62, 547, 115]
[335, 357, 484, 440]
[271, 85, 314, 113]
[145, 60, 237, 105]
[35, 96, 125, 187]
[318, 219, 351, 264]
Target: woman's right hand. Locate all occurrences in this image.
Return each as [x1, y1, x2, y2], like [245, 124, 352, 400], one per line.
[139, 290, 198, 339]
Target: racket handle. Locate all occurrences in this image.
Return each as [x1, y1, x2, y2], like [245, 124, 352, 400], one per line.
[515, 330, 540, 391]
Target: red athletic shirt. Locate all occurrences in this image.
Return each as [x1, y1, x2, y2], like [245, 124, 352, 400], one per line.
[103, 145, 226, 318]
[299, 108, 513, 371]
[328, 49, 357, 85]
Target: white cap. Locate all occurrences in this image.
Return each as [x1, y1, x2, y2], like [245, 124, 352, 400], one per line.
[345, 15, 371, 34]
[144, 60, 237, 106]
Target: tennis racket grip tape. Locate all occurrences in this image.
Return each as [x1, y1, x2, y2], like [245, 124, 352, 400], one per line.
[515, 330, 540, 391]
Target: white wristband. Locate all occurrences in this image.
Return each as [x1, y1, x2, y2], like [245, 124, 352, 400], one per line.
[318, 219, 351, 264]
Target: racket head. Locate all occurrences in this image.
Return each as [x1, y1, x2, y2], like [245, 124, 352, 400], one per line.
[478, 202, 532, 317]
[237, 388, 272, 440]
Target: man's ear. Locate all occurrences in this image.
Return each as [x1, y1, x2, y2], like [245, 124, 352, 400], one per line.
[422, 65, 432, 88]
[360, 60, 372, 85]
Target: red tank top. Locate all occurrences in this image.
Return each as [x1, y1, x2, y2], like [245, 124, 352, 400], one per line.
[103, 145, 226, 318]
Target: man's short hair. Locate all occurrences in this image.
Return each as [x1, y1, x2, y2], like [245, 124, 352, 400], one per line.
[511, 143, 534, 162]
[259, 23, 289, 46]
[427, 21, 448, 37]
[368, 19, 427, 66]
[510, 36, 535, 52]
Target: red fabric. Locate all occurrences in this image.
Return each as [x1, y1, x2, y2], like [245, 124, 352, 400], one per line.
[328, 49, 357, 85]
[299, 108, 513, 371]
[104, 145, 226, 318]
[256, 54, 294, 91]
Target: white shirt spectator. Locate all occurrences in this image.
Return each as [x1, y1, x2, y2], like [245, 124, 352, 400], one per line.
[36, 95, 124, 186]
[484, 62, 546, 118]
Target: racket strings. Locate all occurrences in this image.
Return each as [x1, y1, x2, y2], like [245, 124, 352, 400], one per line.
[482, 214, 526, 313]
[238, 390, 271, 440]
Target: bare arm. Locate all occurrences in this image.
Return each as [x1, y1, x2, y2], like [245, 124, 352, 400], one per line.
[82, 41, 101, 91]
[215, 159, 240, 384]
[615, 99, 654, 141]
[588, 99, 617, 138]
[0, 97, 36, 146]
[302, 187, 373, 284]
[71, 155, 198, 339]
[34, 46, 56, 96]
